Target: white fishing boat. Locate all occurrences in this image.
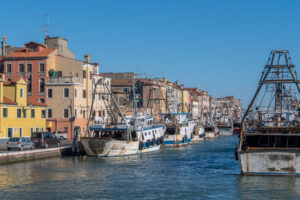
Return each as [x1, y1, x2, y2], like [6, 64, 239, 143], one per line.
[81, 115, 165, 157]
[80, 78, 166, 157]
[191, 123, 205, 143]
[204, 125, 219, 139]
[161, 113, 195, 147]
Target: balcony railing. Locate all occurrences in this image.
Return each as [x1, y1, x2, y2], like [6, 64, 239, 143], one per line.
[47, 76, 83, 84]
[38, 72, 46, 76]
[18, 72, 25, 76]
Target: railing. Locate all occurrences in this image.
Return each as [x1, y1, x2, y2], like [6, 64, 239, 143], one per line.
[38, 72, 46, 76]
[18, 72, 25, 76]
[47, 76, 83, 84]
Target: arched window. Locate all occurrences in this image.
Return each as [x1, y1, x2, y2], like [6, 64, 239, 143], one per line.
[39, 78, 45, 93]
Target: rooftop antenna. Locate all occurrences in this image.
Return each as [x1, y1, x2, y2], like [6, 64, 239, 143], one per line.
[43, 14, 50, 38]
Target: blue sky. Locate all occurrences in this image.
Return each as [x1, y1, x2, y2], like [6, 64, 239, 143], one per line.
[1, 0, 300, 107]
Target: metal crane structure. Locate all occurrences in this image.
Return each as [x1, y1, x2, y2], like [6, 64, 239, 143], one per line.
[239, 50, 300, 148]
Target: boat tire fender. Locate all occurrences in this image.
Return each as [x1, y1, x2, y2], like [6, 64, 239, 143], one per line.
[152, 138, 156, 146]
[139, 141, 144, 150]
[146, 140, 151, 148]
[157, 138, 161, 145]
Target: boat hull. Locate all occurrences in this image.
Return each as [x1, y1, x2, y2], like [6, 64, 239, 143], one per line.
[191, 134, 204, 143]
[205, 131, 219, 139]
[163, 135, 191, 147]
[239, 150, 300, 176]
[218, 127, 233, 136]
[81, 138, 160, 157]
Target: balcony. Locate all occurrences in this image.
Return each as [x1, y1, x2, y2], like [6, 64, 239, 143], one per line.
[18, 72, 25, 76]
[46, 76, 83, 85]
[38, 72, 46, 76]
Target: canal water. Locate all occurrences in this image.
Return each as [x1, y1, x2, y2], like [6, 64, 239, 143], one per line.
[0, 136, 300, 199]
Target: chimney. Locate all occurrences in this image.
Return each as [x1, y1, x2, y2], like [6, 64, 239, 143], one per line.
[84, 54, 91, 63]
[1, 36, 7, 56]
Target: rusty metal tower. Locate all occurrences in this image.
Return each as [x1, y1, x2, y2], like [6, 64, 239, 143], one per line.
[241, 50, 300, 130]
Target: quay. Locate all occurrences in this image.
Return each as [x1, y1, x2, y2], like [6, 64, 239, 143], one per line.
[0, 140, 84, 164]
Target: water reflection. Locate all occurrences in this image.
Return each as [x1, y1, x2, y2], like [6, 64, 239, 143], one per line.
[0, 136, 300, 199]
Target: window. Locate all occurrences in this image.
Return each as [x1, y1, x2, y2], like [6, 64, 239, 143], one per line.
[17, 109, 21, 118]
[20, 88, 23, 98]
[39, 78, 45, 93]
[31, 128, 34, 135]
[83, 70, 86, 78]
[27, 76, 32, 93]
[39, 63, 45, 72]
[41, 110, 46, 118]
[19, 63, 25, 72]
[74, 88, 77, 98]
[57, 71, 63, 77]
[63, 88, 69, 98]
[40, 98, 45, 103]
[83, 110, 86, 119]
[27, 64, 32, 72]
[31, 109, 35, 118]
[64, 109, 69, 118]
[47, 88, 53, 98]
[98, 111, 101, 117]
[75, 109, 78, 118]
[6, 64, 12, 73]
[47, 109, 52, 118]
[83, 90, 86, 98]
[19, 128, 23, 137]
[23, 109, 26, 118]
[8, 128, 13, 138]
[3, 108, 7, 118]
[90, 71, 92, 79]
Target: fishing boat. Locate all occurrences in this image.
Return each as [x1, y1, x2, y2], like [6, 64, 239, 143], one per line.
[81, 114, 165, 157]
[191, 123, 205, 143]
[161, 113, 195, 147]
[204, 125, 219, 139]
[237, 50, 300, 176]
[80, 78, 166, 157]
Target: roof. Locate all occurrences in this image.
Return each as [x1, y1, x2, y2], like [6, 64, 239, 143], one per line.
[2, 96, 17, 105]
[5, 48, 57, 58]
[27, 99, 47, 107]
[111, 79, 133, 86]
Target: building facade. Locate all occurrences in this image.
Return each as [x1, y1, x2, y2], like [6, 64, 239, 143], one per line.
[0, 76, 46, 141]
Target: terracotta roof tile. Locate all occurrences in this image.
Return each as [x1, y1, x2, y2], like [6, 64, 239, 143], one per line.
[27, 99, 47, 107]
[2, 96, 17, 105]
[5, 48, 57, 58]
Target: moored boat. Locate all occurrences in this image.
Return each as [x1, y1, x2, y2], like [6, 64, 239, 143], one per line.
[237, 50, 300, 176]
[191, 124, 205, 143]
[204, 125, 219, 139]
[81, 115, 165, 157]
[161, 113, 194, 147]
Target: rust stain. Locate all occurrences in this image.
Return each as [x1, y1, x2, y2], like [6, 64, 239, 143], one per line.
[246, 153, 249, 173]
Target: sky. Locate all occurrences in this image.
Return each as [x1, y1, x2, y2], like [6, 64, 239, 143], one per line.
[1, 0, 300, 107]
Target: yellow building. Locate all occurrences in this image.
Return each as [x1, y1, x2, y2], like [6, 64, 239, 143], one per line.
[0, 76, 46, 140]
[182, 89, 190, 113]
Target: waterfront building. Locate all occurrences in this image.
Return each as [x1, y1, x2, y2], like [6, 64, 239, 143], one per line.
[46, 54, 112, 138]
[2, 36, 111, 138]
[0, 75, 46, 141]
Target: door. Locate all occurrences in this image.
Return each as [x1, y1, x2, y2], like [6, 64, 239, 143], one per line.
[8, 128, 13, 138]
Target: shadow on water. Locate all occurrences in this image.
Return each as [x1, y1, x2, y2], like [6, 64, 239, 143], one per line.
[0, 135, 300, 199]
